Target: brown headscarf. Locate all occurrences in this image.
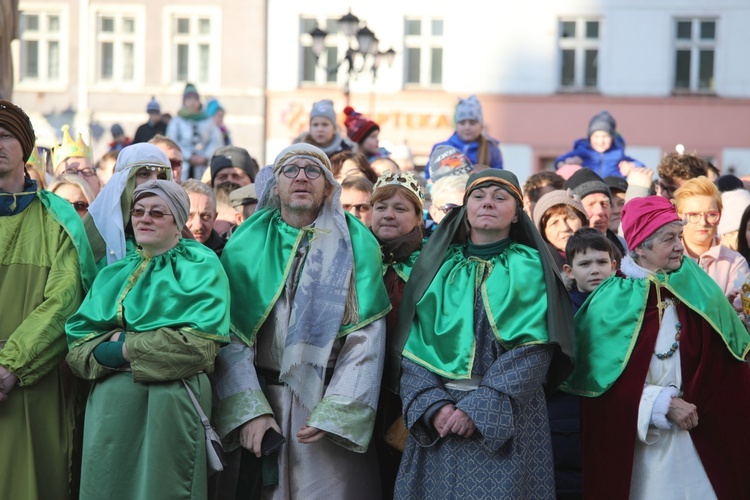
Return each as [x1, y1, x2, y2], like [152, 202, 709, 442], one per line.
[0, 99, 35, 162]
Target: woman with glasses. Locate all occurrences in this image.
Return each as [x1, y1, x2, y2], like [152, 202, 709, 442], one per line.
[673, 177, 750, 303]
[369, 171, 425, 499]
[66, 179, 229, 499]
[48, 174, 95, 219]
[83, 143, 172, 269]
[392, 170, 574, 499]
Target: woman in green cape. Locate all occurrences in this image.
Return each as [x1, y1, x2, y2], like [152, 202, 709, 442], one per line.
[393, 169, 575, 499]
[66, 180, 230, 500]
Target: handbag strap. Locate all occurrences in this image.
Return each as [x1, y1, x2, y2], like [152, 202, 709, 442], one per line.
[182, 379, 212, 432]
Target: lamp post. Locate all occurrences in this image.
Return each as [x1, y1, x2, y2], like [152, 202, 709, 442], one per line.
[309, 10, 396, 106]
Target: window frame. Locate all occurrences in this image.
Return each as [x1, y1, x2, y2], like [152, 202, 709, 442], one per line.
[298, 15, 342, 88]
[90, 6, 145, 89]
[403, 16, 444, 89]
[672, 17, 718, 94]
[162, 6, 222, 91]
[557, 17, 601, 93]
[14, 3, 69, 91]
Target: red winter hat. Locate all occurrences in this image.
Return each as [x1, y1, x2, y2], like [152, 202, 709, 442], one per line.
[621, 195, 681, 250]
[343, 106, 379, 144]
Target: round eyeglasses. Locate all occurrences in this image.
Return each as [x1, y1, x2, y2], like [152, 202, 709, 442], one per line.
[281, 164, 323, 180]
[683, 212, 720, 224]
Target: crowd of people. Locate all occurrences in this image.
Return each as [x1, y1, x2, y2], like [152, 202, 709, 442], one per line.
[3, 86, 750, 500]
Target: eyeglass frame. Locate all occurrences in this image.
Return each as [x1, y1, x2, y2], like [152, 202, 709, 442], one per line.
[63, 166, 98, 177]
[129, 207, 175, 220]
[281, 164, 323, 180]
[438, 203, 460, 214]
[683, 211, 721, 224]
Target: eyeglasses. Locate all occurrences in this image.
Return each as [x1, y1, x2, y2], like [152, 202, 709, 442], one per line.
[282, 164, 323, 180]
[72, 201, 89, 213]
[342, 203, 372, 213]
[63, 167, 97, 177]
[439, 203, 460, 214]
[684, 211, 720, 224]
[130, 208, 174, 219]
[169, 159, 182, 169]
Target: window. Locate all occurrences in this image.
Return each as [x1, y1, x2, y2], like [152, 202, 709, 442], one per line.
[94, 12, 140, 83]
[18, 10, 64, 83]
[558, 18, 600, 91]
[299, 17, 339, 85]
[404, 17, 443, 87]
[674, 18, 716, 92]
[168, 10, 220, 85]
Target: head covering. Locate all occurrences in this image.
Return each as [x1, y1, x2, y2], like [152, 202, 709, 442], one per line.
[716, 174, 744, 193]
[309, 99, 337, 126]
[343, 106, 379, 144]
[212, 145, 258, 182]
[88, 143, 172, 264]
[564, 167, 611, 200]
[390, 168, 575, 392]
[133, 179, 190, 229]
[258, 142, 362, 411]
[428, 145, 473, 183]
[183, 83, 199, 99]
[588, 111, 616, 137]
[604, 175, 628, 194]
[206, 98, 223, 117]
[455, 95, 483, 125]
[718, 189, 750, 236]
[621, 195, 681, 250]
[209, 155, 233, 184]
[111, 123, 125, 138]
[146, 96, 160, 114]
[254, 165, 274, 202]
[533, 189, 589, 234]
[556, 163, 582, 180]
[51, 125, 93, 167]
[229, 183, 257, 209]
[0, 99, 36, 163]
[372, 170, 425, 210]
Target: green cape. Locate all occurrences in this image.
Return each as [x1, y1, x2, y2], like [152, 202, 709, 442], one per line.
[563, 256, 750, 397]
[403, 242, 551, 379]
[38, 190, 97, 292]
[66, 239, 230, 347]
[221, 208, 391, 346]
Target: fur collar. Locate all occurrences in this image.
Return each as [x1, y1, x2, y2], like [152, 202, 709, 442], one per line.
[620, 254, 653, 280]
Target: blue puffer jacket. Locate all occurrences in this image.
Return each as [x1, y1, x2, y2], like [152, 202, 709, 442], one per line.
[555, 134, 643, 179]
[427, 132, 503, 179]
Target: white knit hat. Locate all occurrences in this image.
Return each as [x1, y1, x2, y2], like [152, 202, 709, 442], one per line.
[718, 189, 750, 235]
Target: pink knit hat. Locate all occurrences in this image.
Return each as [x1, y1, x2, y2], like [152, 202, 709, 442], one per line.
[621, 196, 681, 250]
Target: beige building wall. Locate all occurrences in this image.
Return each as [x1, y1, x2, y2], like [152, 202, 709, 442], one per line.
[11, 0, 266, 165]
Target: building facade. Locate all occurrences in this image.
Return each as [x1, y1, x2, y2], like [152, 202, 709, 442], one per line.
[11, 0, 266, 164]
[266, 0, 750, 182]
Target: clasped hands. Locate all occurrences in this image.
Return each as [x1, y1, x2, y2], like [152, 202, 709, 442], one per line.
[432, 403, 476, 438]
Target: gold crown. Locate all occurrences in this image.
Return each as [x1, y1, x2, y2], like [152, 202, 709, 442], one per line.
[372, 170, 425, 208]
[52, 125, 93, 168]
[25, 144, 45, 171]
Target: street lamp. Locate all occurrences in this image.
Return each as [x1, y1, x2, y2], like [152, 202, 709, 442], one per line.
[309, 10, 396, 104]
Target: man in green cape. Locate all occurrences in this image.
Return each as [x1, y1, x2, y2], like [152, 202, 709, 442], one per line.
[0, 99, 95, 499]
[213, 143, 391, 499]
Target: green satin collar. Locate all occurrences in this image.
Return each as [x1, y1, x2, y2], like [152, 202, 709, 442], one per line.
[467, 237, 511, 259]
[402, 241, 552, 379]
[563, 256, 750, 397]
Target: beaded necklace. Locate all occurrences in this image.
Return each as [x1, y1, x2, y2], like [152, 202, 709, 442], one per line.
[655, 297, 681, 360]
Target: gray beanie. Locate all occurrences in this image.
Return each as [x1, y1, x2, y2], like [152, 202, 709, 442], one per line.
[588, 111, 616, 137]
[310, 99, 337, 126]
[533, 189, 589, 234]
[455, 95, 483, 125]
[563, 167, 611, 201]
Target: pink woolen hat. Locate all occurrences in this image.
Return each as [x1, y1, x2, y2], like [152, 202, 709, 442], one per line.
[621, 196, 681, 250]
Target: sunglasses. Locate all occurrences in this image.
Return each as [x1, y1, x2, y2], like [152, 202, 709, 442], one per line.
[72, 201, 89, 213]
[130, 208, 175, 219]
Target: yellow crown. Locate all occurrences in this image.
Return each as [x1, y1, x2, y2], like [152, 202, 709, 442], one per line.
[25, 144, 45, 171]
[52, 125, 93, 168]
[372, 170, 426, 208]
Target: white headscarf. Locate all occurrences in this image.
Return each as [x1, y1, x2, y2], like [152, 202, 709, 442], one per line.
[88, 143, 172, 264]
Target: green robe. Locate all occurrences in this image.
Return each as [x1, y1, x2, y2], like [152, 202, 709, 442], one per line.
[0, 196, 87, 500]
[65, 239, 230, 500]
